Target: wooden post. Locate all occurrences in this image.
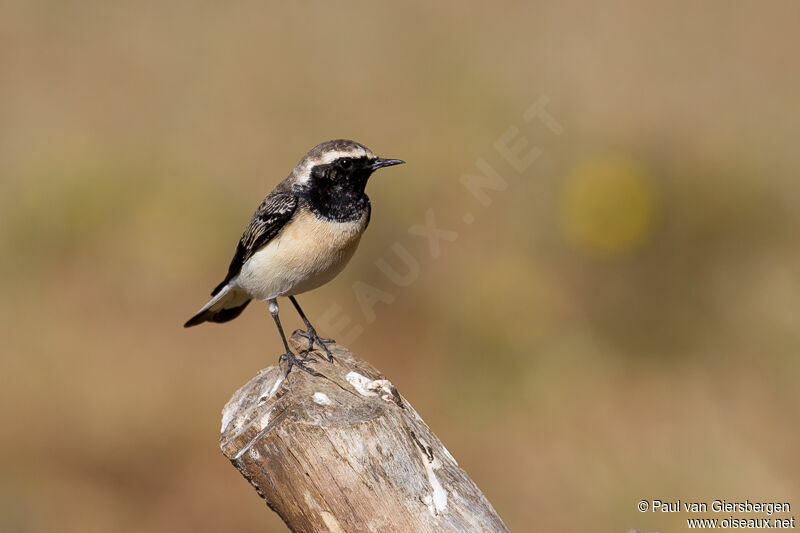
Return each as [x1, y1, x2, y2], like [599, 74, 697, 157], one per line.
[220, 333, 510, 533]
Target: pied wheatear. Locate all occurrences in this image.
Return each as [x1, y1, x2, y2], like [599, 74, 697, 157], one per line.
[184, 139, 404, 375]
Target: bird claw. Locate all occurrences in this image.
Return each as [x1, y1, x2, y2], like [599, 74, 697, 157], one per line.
[293, 328, 335, 363]
[279, 351, 322, 377]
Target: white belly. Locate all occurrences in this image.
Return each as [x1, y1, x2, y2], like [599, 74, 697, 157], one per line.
[236, 209, 368, 301]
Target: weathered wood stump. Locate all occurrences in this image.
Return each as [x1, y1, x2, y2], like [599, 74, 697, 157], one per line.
[219, 333, 509, 532]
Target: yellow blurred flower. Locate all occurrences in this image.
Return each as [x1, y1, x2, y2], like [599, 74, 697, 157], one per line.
[560, 156, 656, 256]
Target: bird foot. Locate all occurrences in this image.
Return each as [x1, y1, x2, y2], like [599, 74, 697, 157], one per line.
[293, 328, 335, 363]
[279, 351, 322, 377]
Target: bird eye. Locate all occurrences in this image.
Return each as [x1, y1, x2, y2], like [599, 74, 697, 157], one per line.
[338, 158, 352, 169]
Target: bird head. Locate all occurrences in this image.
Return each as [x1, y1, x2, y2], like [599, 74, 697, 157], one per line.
[291, 139, 404, 195]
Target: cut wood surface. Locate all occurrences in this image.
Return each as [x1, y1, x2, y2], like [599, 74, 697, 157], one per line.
[219, 333, 509, 533]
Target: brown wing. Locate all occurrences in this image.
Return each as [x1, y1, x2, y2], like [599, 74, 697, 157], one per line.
[211, 191, 298, 295]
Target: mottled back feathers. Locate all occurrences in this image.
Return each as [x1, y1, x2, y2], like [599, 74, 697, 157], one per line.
[211, 191, 297, 296]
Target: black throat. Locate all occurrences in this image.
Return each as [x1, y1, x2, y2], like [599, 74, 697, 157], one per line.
[302, 185, 370, 222]
[296, 161, 372, 222]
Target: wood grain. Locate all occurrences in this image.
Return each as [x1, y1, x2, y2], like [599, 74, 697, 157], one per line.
[220, 333, 509, 533]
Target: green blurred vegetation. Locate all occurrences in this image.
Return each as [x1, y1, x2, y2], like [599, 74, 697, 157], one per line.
[2, 2, 799, 532]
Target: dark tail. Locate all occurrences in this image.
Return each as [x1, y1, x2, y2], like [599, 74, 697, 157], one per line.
[184, 284, 252, 328]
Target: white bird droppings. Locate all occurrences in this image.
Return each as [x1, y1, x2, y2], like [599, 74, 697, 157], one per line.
[313, 392, 333, 406]
[345, 372, 378, 397]
[413, 433, 448, 516]
[346, 373, 402, 405]
[424, 456, 448, 515]
[365, 378, 400, 402]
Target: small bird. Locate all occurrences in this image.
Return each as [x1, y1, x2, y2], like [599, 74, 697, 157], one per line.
[184, 139, 404, 375]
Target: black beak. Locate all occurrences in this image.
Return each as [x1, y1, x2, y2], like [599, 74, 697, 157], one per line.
[370, 158, 405, 170]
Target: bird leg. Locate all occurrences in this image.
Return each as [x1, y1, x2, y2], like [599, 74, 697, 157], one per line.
[269, 299, 321, 377]
[289, 296, 335, 363]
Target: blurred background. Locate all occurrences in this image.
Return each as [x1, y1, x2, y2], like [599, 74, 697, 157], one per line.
[2, 1, 799, 532]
